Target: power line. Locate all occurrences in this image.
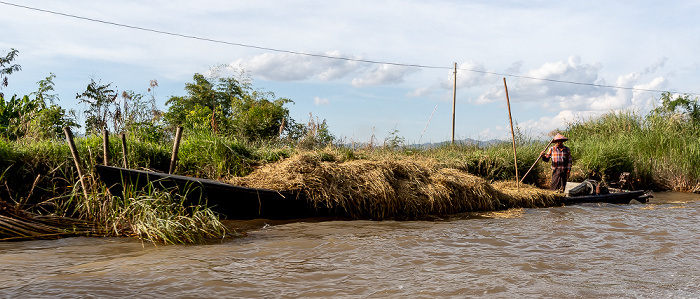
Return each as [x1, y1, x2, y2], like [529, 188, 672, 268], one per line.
[0, 1, 694, 96]
[0, 1, 448, 70]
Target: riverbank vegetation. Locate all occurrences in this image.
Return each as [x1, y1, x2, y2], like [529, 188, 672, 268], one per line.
[1, 48, 698, 244]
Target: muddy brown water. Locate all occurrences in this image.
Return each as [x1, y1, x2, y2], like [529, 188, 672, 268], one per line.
[1, 192, 699, 298]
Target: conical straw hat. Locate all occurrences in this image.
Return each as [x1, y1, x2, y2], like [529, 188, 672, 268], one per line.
[553, 133, 568, 142]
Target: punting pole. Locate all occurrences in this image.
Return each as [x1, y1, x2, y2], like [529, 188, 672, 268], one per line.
[64, 127, 89, 200]
[503, 78, 519, 190]
[520, 137, 555, 184]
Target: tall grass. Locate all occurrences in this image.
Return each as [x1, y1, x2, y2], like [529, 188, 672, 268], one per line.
[565, 111, 700, 191]
[0, 132, 234, 244]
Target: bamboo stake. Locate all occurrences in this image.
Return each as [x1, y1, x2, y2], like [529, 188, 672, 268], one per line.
[419, 104, 439, 144]
[120, 133, 128, 168]
[451, 62, 457, 145]
[169, 126, 183, 174]
[520, 137, 555, 184]
[503, 78, 519, 190]
[102, 129, 109, 166]
[64, 127, 89, 200]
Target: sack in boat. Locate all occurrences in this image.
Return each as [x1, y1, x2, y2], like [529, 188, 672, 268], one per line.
[568, 179, 597, 196]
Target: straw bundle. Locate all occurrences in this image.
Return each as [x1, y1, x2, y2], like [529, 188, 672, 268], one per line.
[0, 201, 102, 241]
[230, 154, 563, 219]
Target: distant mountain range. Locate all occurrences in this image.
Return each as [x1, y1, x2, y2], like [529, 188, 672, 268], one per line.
[407, 138, 505, 149]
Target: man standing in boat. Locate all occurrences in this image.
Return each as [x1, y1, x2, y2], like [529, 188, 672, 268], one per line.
[541, 133, 572, 192]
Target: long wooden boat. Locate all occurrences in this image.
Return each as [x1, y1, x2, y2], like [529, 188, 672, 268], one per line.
[94, 165, 334, 220]
[562, 189, 652, 205]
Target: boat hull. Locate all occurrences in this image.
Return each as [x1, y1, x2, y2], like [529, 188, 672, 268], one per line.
[562, 190, 652, 205]
[94, 165, 332, 220]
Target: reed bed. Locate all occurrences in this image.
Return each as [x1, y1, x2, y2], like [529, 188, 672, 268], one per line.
[109, 190, 229, 245]
[230, 153, 563, 219]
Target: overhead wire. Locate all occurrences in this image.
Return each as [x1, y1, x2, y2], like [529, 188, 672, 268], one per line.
[0, 1, 695, 96]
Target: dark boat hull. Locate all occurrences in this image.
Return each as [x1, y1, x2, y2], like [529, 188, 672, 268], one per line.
[94, 165, 332, 220]
[562, 190, 652, 205]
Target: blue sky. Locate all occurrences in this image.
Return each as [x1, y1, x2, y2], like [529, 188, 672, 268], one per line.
[1, 0, 698, 143]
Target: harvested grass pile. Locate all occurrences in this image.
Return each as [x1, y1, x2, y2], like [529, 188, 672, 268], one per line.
[230, 154, 564, 219]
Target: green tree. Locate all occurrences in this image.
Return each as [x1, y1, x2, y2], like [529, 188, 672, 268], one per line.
[0, 73, 78, 140]
[76, 79, 119, 135]
[650, 92, 700, 124]
[120, 82, 165, 142]
[164, 73, 239, 133]
[165, 69, 295, 141]
[231, 89, 292, 140]
[0, 48, 21, 97]
[28, 73, 79, 139]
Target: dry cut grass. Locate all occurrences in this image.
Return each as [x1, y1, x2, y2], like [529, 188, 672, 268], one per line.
[230, 154, 564, 219]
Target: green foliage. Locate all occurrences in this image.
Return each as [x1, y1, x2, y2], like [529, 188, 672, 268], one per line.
[76, 79, 119, 135]
[164, 69, 302, 142]
[29, 74, 80, 139]
[231, 90, 292, 140]
[0, 48, 21, 96]
[0, 74, 78, 140]
[650, 92, 700, 125]
[564, 104, 700, 190]
[291, 114, 336, 149]
[77, 78, 164, 138]
[384, 127, 405, 149]
[164, 72, 241, 133]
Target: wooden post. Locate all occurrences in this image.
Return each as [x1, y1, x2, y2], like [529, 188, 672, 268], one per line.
[451, 62, 457, 145]
[64, 127, 89, 200]
[102, 129, 109, 166]
[503, 78, 519, 190]
[120, 133, 128, 168]
[169, 126, 183, 174]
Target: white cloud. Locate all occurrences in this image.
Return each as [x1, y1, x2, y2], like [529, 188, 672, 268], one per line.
[407, 87, 430, 98]
[232, 51, 362, 82]
[517, 56, 603, 99]
[314, 96, 330, 106]
[351, 64, 416, 87]
[451, 60, 499, 89]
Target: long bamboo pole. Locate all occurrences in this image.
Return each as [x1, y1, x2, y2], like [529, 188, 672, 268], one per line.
[64, 127, 89, 200]
[503, 78, 519, 190]
[451, 62, 457, 145]
[519, 137, 555, 184]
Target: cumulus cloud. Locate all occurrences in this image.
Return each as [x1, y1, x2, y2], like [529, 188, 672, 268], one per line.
[314, 96, 330, 105]
[440, 60, 500, 90]
[473, 56, 667, 111]
[407, 87, 430, 98]
[472, 57, 671, 139]
[232, 51, 419, 88]
[351, 64, 416, 87]
[517, 110, 593, 136]
[516, 55, 603, 100]
[231, 51, 362, 81]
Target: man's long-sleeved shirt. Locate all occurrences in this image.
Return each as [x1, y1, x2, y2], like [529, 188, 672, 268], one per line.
[543, 145, 572, 172]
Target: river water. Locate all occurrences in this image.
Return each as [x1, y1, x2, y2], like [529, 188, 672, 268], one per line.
[1, 192, 699, 298]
